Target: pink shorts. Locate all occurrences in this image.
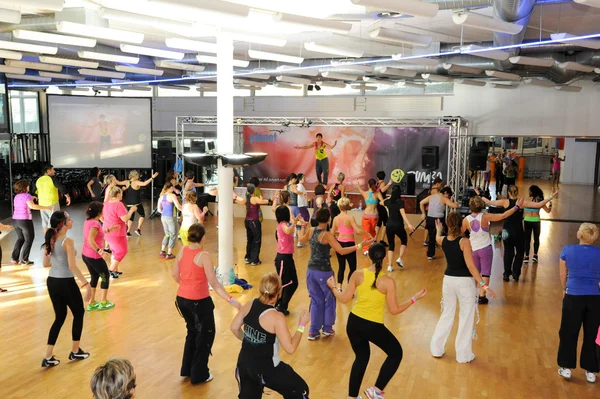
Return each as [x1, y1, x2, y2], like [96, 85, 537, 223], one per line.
[472, 244, 493, 277]
[105, 236, 128, 262]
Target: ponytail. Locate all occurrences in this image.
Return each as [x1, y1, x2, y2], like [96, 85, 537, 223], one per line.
[367, 243, 386, 289]
[42, 211, 68, 255]
[372, 259, 383, 290]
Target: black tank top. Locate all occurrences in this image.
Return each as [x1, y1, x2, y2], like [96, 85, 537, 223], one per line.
[287, 184, 298, 206]
[125, 180, 142, 205]
[442, 237, 472, 277]
[331, 183, 342, 201]
[238, 299, 279, 370]
[503, 198, 524, 233]
[378, 180, 388, 196]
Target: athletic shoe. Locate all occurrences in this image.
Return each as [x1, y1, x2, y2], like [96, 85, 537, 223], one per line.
[164, 254, 176, 260]
[251, 261, 262, 266]
[244, 258, 250, 264]
[396, 258, 404, 268]
[87, 301, 101, 311]
[103, 248, 112, 254]
[364, 386, 385, 399]
[275, 306, 290, 316]
[205, 374, 214, 383]
[478, 296, 489, 305]
[427, 256, 434, 261]
[387, 266, 394, 273]
[20, 260, 34, 266]
[523, 256, 529, 263]
[513, 276, 519, 282]
[41, 356, 60, 367]
[363, 250, 369, 256]
[423, 241, 428, 246]
[10, 259, 18, 265]
[110, 271, 120, 279]
[307, 332, 320, 341]
[126, 232, 132, 237]
[585, 371, 596, 383]
[558, 367, 571, 380]
[0, 288, 7, 293]
[99, 300, 115, 310]
[135, 229, 142, 236]
[297, 242, 305, 248]
[532, 255, 539, 263]
[159, 251, 167, 257]
[380, 240, 389, 248]
[68, 348, 90, 361]
[322, 329, 335, 337]
[116, 271, 123, 275]
[503, 274, 510, 282]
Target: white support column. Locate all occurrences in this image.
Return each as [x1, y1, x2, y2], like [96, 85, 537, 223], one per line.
[216, 31, 234, 284]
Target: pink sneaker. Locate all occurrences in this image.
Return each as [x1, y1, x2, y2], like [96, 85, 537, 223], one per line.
[322, 329, 335, 337]
[364, 386, 384, 399]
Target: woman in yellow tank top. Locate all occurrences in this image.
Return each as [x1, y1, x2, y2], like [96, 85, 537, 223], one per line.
[327, 243, 427, 399]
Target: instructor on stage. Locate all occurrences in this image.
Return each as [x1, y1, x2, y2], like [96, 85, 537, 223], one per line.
[294, 133, 337, 185]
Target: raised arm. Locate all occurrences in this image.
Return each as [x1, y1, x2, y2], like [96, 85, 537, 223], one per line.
[274, 310, 310, 354]
[230, 301, 251, 341]
[138, 172, 159, 187]
[294, 143, 313, 150]
[482, 197, 523, 224]
[324, 140, 337, 149]
[441, 196, 460, 209]
[327, 270, 359, 304]
[522, 191, 558, 209]
[381, 277, 427, 315]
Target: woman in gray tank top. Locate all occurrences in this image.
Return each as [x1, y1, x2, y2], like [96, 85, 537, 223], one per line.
[419, 187, 460, 260]
[41, 211, 92, 368]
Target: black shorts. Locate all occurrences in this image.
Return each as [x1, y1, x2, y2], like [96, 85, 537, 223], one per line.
[377, 204, 388, 227]
[386, 223, 407, 251]
[127, 204, 145, 222]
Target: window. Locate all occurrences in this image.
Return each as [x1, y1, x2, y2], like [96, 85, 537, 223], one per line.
[10, 91, 40, 134]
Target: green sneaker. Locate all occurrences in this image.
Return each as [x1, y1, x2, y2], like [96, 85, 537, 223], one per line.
[87, 301, 100, 311]
[99, 300, 115, 310]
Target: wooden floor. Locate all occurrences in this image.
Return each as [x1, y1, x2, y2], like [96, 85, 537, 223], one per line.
[1, 183, 598, 399]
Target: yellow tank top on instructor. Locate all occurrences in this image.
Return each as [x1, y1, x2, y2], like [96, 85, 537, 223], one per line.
[352, 268, 386, 324]
[315, 142, 328, 161]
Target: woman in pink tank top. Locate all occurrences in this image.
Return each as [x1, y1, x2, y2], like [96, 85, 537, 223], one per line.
[172, 223, 241, 385]
[274, 205, 304, 315]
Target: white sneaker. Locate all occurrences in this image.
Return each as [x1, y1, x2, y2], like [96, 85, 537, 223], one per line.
[396, 257, 404, 268]
[558, 367, 571, 380]
[585, 371, 596, 383]
[387, 266, 394, 273]
[297, 242, 305, 248]
[205, 373, 214, 382]
[363, 250, 369, 256]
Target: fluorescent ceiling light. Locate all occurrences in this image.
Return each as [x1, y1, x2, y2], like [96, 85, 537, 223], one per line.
[554, 85, 582, 92]
[5, 60, 62, 72]
[377, 67, 417, 78]
[488, 83, 519, 89]
[0, 39, 57, 54]
[196, 55, 249, 68]
[13, 30, 96, 47]
[197, 83, 217, 89]
[573, 0, 600, 9]
[398, 82, 425, 89]
[247, 74, 270, 80]
[120, 44, 184, 60]
[115, 65, 164, 76]
[248, 50, 303, 64]
[274, 82, 303, 90]
[159, 85, 191, 91]
[100, 8, 207, 38]
[391, 54, 439, 66]
[165, 38, 218, 53]
[229, 31, 286, 47]
[234, 85, 262, 90]
[351, 84, 377, 91]
[442, 63, 482, 74]
[122, 85, 152, 91]
[522, 78, 554, 87]
[461, 45, 509, 61]
[0, 8, 21, 24]
[317, 81, 347, 88]
[276, 75, 311, 85]
[0, 49, 21, 60]
[369, 27, 432, 47]
[276, 65, 318, 76]
[154, 60, 205, 72]
[351, 0, 439, 18]
[93, 86, 123, 92]
[6, 74, 51, 82]
[38, 72, 81, 80]
[558, 61, 595, 73]
[234, 79, 267, 87]
[78, 69, 126, 79]
[304, 42, 363, 58]
[550, 33, 600, 50]
[78, 50, 139, 64]
[454, 79, 485, 87]
[362, 77, 395, 85]
[320, 71, 359, 81]
[485, 70, 520, 81]
[57, 21, 144, 44]
[330, 61, 373, 73]
[274, 13, 352, 34]
[421, 73, 453, 82]
[0, 65, 25, 74]
[452, 11, 523, 35]
[509, 56, 554, 67]
[12, 1, 64, 12]
[39, 56, 99, 68]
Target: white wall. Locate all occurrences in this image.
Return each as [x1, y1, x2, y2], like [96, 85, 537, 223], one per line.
[561, 138, 597, 185]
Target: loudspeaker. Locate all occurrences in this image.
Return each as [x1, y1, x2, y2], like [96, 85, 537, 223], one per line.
[422, 146, 439, 170]
[400, 173, 416, 195]
[191, 140, 206, 153]
[469, 146, 488, 170]
[157, 140, 173, 161]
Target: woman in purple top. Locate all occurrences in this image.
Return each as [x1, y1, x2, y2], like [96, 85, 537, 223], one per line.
[11, 179, 52, 265]
[237, 184, 270, 266]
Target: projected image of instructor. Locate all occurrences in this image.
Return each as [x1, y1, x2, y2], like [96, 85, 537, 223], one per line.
[91, 114, 111, 152]
[31, 164, 70, 234]
[294, 133, 337, 185]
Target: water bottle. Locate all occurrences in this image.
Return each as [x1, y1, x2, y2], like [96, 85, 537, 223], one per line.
[229, 268, 236, 285]
[359, 200, 363, 211]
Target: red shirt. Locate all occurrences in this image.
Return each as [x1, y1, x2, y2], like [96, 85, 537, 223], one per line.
[177, 246, 210, 300]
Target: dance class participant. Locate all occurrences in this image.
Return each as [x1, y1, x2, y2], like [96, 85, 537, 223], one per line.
[523, 185, 551, 264]
[232, 273, 310, 398]
[42, 211, 92, 367]
[331, 197, 370, 291]
[284, 173, 301, 236]
[123, 170, 158, 237]
[422, 178, 443, 247]
[355, 179, 384, 255]
[11, 179, 52, 265]
[90, 357, 137, 399]
[326, 243, 427, 399]
[494, 152, 504, 196]
[384, 186, 415, 272]
[310, 184, 327, 227]
[82, 202, 117, 311]
[503, 159, 518, 188]
[238, 183, 270, 266]
[172, 223, 241, 384]
[299, 208, 373, 340]
[296, 173, 310, 225]
[158, 182, 183, 259]
[272, 190, 292, 217]
[102, 174, 127, 202]
[481, 186, 556, 282]
[0, 222, 14, 292]
[294, 132, 337, 185]
[182, 170, 205, 202]
[103, 186, 137, 279]
[430, 216, 496, 363]
[467, 191, 523, 303]
[557, 223, 600, 383]
[420, 186, 459, 260]
[179, 191, 208, 246]
[375, 171, 393, 246]
[328, 172, 346, 226]
[552, 152, 566, 191]
[274, 205, 300, 315]
[32, 164, 71, 234]
[87, 167, 104, 199]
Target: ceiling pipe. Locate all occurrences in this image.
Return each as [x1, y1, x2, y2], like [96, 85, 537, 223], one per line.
[492, 0, 537, 69]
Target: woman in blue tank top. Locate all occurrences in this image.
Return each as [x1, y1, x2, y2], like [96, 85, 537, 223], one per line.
[158, 182, 182, 260]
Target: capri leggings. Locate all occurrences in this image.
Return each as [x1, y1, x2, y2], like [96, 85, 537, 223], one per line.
[336, 241, 357, 285]
[385, 223, 407, 252]
[82, 255, 110, 290]
[105, 236, 128, 262]
[472, 244, 493, 277]
[46, 277, 84, 346]
[376, 204, 388, 227]
[128, 204, 145, 222]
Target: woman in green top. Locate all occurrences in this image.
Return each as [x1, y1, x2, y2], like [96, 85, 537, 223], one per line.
[294, 133, 337, 185]
[523, 185, 551, 264]
[503, 159, 518, 187]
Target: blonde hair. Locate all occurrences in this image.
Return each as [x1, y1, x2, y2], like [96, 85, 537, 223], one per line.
[258, 272, 282, 304]
[469, 196, 485, 213]
[337, 197, 351, 211]
[108, 186, 122, 198]
[337, 172, 345, 182]
[185, 191, 197, 204]
[578, 223, 599, 243]
[128, 170, 139, 180]
[90, 357, 136, 399]
[104, 174, 115, 185]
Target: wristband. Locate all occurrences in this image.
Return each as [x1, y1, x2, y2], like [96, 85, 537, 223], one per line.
[513, 206, 519, 211]
[482, 284, 489, 290]
[228, 296, 235, 304]
[478, 280, 486, 287]
[357, 243, 363, 250]
[297, 324, 305, 333]
[410, 296, 417, 304]
[548, 197, 553, 201]
[80, 282, 89, 289]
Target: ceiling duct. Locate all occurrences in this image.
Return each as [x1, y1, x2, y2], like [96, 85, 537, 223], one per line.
[492, 0, 537, 69]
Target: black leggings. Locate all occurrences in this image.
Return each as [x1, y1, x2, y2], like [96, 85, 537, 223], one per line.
[11, 219, 34, 262]
[426, 216, 446, 258]
[275, 253, 298, 312]
[245, 219, 262, 264]
[237, 361, 309, 399]
[503, 230, 524, 279]
[336, 241, 357, 285]
[176, 296, 216, 384]
[47, 277, 85, 346]
[385, 223, 407, 252]
[523, 221, 541, 257]
[128, 204, 145, 223]
[82, 255, 110, 290]
[557, 295, 600, 372]
[329, 202, 340, 228]
[347, 313, 403, 397]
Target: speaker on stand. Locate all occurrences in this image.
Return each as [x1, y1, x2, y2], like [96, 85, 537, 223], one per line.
[422, 146, 439, 170]
[400, 173, 416, 195]
[157, 140, 173, 161]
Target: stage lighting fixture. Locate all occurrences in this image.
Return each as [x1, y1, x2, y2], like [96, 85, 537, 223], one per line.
[315, 84, 321, 91]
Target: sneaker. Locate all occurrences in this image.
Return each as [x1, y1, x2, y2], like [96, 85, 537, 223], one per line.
[116, 271, 123, 275]
[103, 248, 112, 254]
[68, 348, 90, 361]
[387, 265, 394, 273]
[275, 306, 290, 316]
[396, 258, 404, 268]
[10, 259, 18, 265]
[380, 240, 389, 248]
[110, 271, 120, 279]
[99, 300, 115, 310]
[297, 242, 305, 248]
[503, 274, 510, 282]
[427, 256, 434, 261]
[41, 356, 60, 367]
[322, 329, 335, 337]
[513, 276, 519, 282]
[20, 260, 34, 266]
[523, 256, 529, 263]
[558, 367, 571, 380]
[307, 332, 320, 341]
[532, 255, 539, 263]
[585, 371, 596, 383]
[87, 301, 101, 311]
[251, 261, 262, 266]
[478, 296, 489, 305]
[205, 373, 214, 383]
[363, 250, 369, 256]
[364, 386, 385, 399]
[135, 229, 142, 236]
[126, 232, 132, 237]
[164, 254, 176, 260]
[0, 287, 7, 293]
[159, 251, 167, 258]
[423, 241, 428, 246]
[244, 258, 250, 264]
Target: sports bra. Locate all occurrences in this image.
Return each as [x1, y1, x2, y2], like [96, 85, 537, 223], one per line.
[338, 219, 355, 243]
[365, 191, 378, 205]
